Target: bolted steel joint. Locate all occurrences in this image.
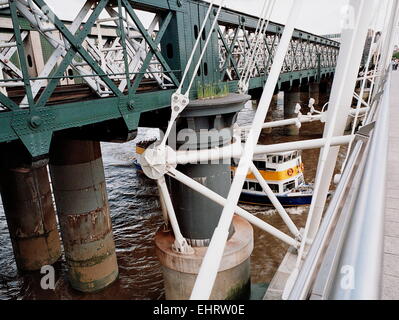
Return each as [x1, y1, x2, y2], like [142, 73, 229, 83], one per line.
[128, 100, 135, 111]
[29, 115, 42, 129]
[140, 145, 176, 180]
[171, 92, 189, 114]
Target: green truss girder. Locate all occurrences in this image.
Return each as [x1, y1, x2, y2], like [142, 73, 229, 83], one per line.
[32, 0, 121, 109]
[219, 26, 241, 80]
[129, 11, 174, 93]
[122, 0, 180, 88]
[0, 0, 339, 158]
[9, 0, 35, 109]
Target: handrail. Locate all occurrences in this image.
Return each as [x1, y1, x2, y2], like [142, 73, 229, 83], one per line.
[327, 70, 390, 300]
[288, 70, 391, 300]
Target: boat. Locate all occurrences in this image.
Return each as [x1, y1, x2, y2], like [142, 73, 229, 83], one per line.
[232, 150, 314, 207]
[133, 139, 157, 171]
[134, 140, 314, 207]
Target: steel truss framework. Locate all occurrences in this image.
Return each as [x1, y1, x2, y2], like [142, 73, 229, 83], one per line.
[0, 0, 338, 157]
[218, 24, 337, 82]
[0, 0, 339, 157]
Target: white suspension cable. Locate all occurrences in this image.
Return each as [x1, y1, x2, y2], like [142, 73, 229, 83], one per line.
[187, 2, 225, 92]
[189, 0, 304, 300]
[239, 0, 276, 93]
[157, 176, 194, 255]
[166, 167, 300, 248]
[340, 6, 381, 172]
[239, 0, 270, 83]
[368, 0, 399, 124]
[249, 162, 301, 239]
[176, 0, 215, 95]
[242, 0, 276, 84]
[159, 0, 225, 148]
[283, 0, 376, 300]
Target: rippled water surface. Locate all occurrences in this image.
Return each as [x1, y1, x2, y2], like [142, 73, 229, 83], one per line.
[0, 92, 346, 299]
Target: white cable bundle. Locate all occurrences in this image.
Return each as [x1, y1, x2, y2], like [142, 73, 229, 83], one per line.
[238, 0, 276, 94]
[160, 0, 226, 147]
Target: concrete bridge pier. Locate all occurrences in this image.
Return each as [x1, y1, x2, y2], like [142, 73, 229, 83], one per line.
[284, 85, 302, 135]
[49, 138, 118, 292]
[263, 94, 279, 134]
[320, 78, 333, 107]
[0, 144, 61, 271]
[155, 93, 254, 300]
[309, 81, 321, 107]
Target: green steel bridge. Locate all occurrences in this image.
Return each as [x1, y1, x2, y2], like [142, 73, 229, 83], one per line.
[0, 0, 339, 159]
[1, 0, 397, 300]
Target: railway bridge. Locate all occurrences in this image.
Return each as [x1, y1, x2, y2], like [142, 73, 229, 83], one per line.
[2, 0, 392, 300]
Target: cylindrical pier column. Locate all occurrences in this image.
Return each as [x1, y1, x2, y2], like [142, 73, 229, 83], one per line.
[309, 81, 321, 107]
[156, 215, 253, 300]
[170, 94, 250, 246]
[49, 138, 118, 292]
[157, 93, 253, 300]
[284, 86, 301, 135]
[320, 78, 333, 106]
[263, 94, 278, 134]
[0, 145, 61, 271]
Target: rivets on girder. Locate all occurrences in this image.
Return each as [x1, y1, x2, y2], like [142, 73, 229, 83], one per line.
[128, 100, 135, 110]
[29, 116, 42, 129]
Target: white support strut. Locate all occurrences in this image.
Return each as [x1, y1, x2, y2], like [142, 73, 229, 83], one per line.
[189, 0, 304, 300]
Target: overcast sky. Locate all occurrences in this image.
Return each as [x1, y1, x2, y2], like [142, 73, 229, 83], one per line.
[45, 0, 390, 36]
[213, 0, 349, 35]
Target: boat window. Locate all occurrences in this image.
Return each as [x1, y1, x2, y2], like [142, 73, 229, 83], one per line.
[269, 184, 279, 193]
[255, 183, 263, 192]
[256, 161, 266, 170]
[278, 156, 284, 163]
[283, 181, 296, 192]
[248, 182, 256, 191]
[243, 181, 249, 190]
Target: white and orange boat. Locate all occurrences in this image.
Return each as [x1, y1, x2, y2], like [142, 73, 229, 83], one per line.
[232, 150, 314, 207]
[134, 141, 314, 207]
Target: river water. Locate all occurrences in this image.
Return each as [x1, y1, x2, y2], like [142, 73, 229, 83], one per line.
[0, 92, 347, 300]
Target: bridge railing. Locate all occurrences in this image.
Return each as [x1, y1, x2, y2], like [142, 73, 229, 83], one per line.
[0, 0, 339, 158]
[217, 23, 338, 82]
[288, 68, 391, 300]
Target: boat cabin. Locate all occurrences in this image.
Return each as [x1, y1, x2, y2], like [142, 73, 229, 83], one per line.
[232, 150, 305, 195]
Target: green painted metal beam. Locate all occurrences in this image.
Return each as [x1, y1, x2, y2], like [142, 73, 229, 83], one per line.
[32, 0, 122, 109]
[0, 0, 339, 158]
[130, 11, 174, 93]
[9, 0, 35, 111]
[122, 0, 180, 87]
[0, 92, 18, 111]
